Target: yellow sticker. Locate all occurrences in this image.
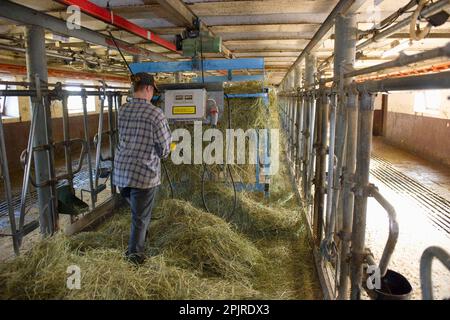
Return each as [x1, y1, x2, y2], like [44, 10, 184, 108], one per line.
[172, 106, 196, 115]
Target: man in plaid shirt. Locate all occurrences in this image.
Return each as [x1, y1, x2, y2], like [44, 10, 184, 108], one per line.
[114, 72, 172, 265]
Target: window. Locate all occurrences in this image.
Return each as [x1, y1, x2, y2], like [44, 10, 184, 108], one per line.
[414, 90, 442, 113]
[102, 90, 117, 111]
[0, 75, 20, 118]
[66, 81, 96, 114]
[103, 82, 128, 111]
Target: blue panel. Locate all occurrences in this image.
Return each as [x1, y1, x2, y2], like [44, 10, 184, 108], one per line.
[192, 74, 264, 83]
[203, 58, 264, 71]
[130, 58, 265, 73]
[130, 61, 193, 73]
[226, 93, 268, 99]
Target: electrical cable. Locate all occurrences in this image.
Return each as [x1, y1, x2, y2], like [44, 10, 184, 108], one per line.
[360, 0, 417, 37]
[107, 30, 134, 75]
[201, 94, 237, 218]
[162, 161, 175, 199]
[410, 0, 433, 41]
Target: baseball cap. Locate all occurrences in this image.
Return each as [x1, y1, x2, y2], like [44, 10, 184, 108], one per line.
[131, 72, 158, 92]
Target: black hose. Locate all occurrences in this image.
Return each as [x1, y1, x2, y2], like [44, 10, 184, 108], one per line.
[107, 30, 134, 75]
[224, 93, 232, 130]
[201, 163, 237, 219]
[162, 160, 174, 199]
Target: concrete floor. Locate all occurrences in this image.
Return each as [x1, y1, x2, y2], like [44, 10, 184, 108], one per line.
[366, 137, 450, 300]
[372, 137, 450, 201]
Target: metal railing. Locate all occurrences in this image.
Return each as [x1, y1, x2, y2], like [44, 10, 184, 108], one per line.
[277, 40, 450, 299]
[0, 79, 127, 255]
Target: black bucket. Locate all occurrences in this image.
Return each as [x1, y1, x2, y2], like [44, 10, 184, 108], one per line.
[374, 269, 413, 300]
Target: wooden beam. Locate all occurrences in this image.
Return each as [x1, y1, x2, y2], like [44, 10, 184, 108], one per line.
[187, 0, 339, 16]
[221, 33, 314, 41]
[201, 13, 329, 26]
[210, 24, 320, 34]
[155, 0, 194, 27]
[155, 0, 233, 58]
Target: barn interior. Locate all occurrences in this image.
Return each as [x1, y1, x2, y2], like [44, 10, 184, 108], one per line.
[0, 0, 449, 300]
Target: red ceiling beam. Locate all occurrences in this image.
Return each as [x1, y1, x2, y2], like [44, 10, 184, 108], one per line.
[0, 63, 129, 82]
[356, 62, 450, 82]
[55, 0, 179, 53]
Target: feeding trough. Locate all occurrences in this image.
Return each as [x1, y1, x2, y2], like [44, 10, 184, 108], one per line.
[373, 269, 413, 300]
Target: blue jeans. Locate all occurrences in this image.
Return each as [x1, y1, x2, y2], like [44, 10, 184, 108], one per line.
[119, 186, 158, 257]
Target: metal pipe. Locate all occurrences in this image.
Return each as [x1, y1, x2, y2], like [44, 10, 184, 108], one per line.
[420, 246, 450, 300]
[287, 98, 292, 161]
[0, 0, 171, 61]
[94, 87, 105, 192]
[55, 0, 178, 52]
[41, 87, 58, 236]
[291, 98, 298, 164]
[18, 104, 39, 241]
[81, 89, 96, 208]
[350, 91, 375, 300]
[0, 111, 19, 254]
[357, 0, 450, 51]
[317, 0, 449, 81]
[25, 25, 57, 236]
[281, 0, 356, 84]
[355, 70, 450, 92]
[328, 95, 347, 233]
[295, 90, 303, 179]
[0, 80, 129, 90]
[325, 93, 337, 233]
[337, 90, 358, 299]
[369, 185, 399, 277]
[283, 71, 450, 95]
[108, 94, 116, 194]
[313, 89, 329, 246]
[334, 15, 358, 299]
[0, 90, 128, 97]
[61, 94, 73, 191]
[307, 91, 317, 212]
[301, 94, 310, 200]
[346, 43, 450, 78]
[0, 43, 75, 61]
[304, 55, 317, 204]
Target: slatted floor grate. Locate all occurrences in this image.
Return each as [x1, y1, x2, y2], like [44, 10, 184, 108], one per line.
[0, 162, 110, 229]
[370, 154, 450, 235]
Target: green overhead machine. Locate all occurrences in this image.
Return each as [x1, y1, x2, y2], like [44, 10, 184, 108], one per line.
[182, 31, 222, 57]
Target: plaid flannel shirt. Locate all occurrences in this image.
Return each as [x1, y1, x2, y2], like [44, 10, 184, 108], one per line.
[113, 98, 172, 189]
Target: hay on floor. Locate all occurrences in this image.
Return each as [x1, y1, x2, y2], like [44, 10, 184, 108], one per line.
[0, 233, 259, 300]
[149, 199, 264, 281]
[0, 85, 321, 300]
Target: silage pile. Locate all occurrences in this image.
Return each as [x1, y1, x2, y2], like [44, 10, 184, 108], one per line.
[0, 82, 320, 300]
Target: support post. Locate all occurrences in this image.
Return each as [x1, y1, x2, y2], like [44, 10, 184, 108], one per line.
[107, 94, 116, 194]
[295, 89, 303, 180]
[331, 13, 358, 300]
[337, 90, 358, 299]
[25, 25, 58, 236]
[302, 54, 316, 202]
[312, 85, 329, 246]
[350, 91, 375, 300]
[61, 94, 73, 191]
[290, 97, 297, 164]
